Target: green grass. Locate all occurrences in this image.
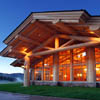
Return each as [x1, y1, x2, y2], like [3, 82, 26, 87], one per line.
[0, 83, 100, 100]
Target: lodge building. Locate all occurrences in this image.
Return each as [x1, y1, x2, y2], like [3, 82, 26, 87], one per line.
[1, 10, 100, 87]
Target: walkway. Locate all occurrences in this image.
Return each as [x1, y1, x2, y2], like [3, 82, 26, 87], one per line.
[0, 92, 83, 100]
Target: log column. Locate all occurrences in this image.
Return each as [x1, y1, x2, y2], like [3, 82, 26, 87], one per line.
[53, 37, 59, 82]
[70, 49, 73, 81]
[86, 47, 96, 82]
[24, 56, 30, 87]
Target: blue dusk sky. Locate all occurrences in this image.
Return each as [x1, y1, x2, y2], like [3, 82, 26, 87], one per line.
[0, 0, 100, 73]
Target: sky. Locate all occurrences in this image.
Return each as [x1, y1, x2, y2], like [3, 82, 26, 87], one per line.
[0, 0, 100, 74]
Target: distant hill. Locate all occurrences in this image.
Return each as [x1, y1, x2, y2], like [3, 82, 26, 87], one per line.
[0, 73, 24, 82]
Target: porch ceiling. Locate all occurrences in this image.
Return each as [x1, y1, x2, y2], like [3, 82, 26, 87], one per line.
[1, 10, 100, 67]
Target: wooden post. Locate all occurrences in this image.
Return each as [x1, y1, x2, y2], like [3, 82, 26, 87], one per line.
[24, 56, 30, 87]
[86, 47, 96, 82]
[53, 37, 59, 82]
[70, 49, 73, 81]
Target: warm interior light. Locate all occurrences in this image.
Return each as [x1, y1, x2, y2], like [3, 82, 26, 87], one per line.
[35, 71, 38, 74]
[77, 73, 82, 77]
[96, 68, 100, 71]
[51, 74, 53, 77]
[44, 64, 48, 66]
[96, 78, 100, 81]
[84, 68, 87, 72]
[64, 75, 67, 78]
[78, 55, 80, 58]
[82, 52, 86, 56]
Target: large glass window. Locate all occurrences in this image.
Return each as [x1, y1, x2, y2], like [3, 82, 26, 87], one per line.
[95, 48, 100, 81]
[73, 65, 87, 81]
[34, 56, 53, 81]
[59, 50, 70, 81]
[34, 62, 42, 81]
[34, 47, 87, 82]
[44, 56, 53, 81]
[73, 48, 87, 81]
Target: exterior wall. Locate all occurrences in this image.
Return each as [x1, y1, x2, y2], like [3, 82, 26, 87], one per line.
[32, 81, 96, 87]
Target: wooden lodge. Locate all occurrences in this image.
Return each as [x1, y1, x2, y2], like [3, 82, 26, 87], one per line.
[1, 10, 100, 87]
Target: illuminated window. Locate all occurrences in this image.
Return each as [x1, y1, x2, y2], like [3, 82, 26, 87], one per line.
[34, 62, 42, 81]
[73, 48, 87, 81]
[44, 56, 53, 81]
[73, 48, 86, 64]
[95, 48, 100, 81]
[59, 50, 70, 81]
[73, 65, 87, 81]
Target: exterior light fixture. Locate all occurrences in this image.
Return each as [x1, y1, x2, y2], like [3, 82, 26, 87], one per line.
[89, 31, 95, 34]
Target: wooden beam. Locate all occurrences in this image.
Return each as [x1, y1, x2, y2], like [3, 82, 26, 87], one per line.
[31, 41, 100, 57]
[8, 49, 41, 58]
[18, 35, 40, 45]
[55, 37, 59, 48]
[16, 35, 54, 50]
[0, 46, 12, 56]
[8, 24, 39, 46]
[53, 22, 78, 35]
[31, 35, 57, 53]
[8, 49, 26, 55]
[60, 39, 74, 48]
[58, 34, 100, 42]
[35, 21, 59, 33]
[44, 46, 55, 50]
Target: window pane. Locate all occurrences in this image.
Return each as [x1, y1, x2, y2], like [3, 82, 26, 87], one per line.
[34, 62, 42, 81]
[73, 65, 87, 81]
[95, 48, 100, 81]
[44, 56, 53, 81]
[59, 50, 70, 81]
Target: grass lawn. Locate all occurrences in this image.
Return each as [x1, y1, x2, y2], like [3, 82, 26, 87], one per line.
[0, 83, 100, 100]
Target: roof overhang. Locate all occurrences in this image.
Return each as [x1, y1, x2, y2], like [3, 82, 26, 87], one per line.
[1, 9, 100, 67]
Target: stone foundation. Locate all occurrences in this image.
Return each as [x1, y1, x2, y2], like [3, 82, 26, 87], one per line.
[32, 81, 96, 87]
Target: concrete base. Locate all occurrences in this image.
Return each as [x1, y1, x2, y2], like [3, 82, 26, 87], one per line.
[32, 81, 96, 87]
[32, 81, 58, 86]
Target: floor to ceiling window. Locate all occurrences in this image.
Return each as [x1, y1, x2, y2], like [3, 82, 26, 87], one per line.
[59, 50, 70, 81]
[34, 61, 43, 81]
[34, 47, 87, 82]
[34, 56, 53, 81]
[44, 56, 53, 81]
[73, 47, 87, 81]
[95, 48, 100, 81]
